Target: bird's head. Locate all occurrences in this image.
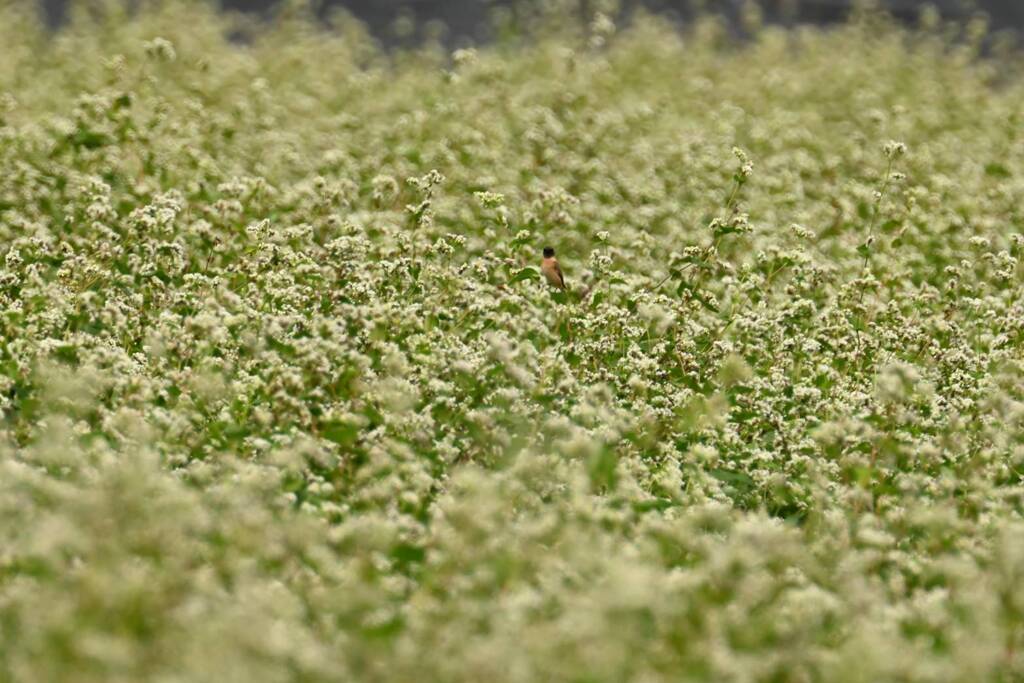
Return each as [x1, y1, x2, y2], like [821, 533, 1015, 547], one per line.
[543, 247, 555, 258]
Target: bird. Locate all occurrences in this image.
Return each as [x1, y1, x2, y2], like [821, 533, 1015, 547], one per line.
[541, 246, 565, 290]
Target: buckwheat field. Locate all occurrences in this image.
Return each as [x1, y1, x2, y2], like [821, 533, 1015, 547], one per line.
[3, 1, 1024, 680]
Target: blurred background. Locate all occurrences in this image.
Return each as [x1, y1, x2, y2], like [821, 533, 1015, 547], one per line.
[39, 1, 1024, 42]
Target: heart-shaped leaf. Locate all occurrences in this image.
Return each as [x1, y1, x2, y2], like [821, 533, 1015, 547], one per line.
[509, 267, 539, 284]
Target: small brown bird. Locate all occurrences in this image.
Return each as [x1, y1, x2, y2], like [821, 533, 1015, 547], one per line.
[541, 246, 565, 290]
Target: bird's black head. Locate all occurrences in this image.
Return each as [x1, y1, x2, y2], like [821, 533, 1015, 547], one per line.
[543, 247, 555, 258]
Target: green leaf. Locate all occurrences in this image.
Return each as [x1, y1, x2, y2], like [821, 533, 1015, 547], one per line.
[587, 447, 619, 492]
[632, 498, 675, 513]
[69, 129, 110, 150]
[391, 543, 426, 569]
[709, 467, 755, 492]
[266, 335, 296, 357]
[985, 162, 1011, 178]
[509, 267, 538, 284]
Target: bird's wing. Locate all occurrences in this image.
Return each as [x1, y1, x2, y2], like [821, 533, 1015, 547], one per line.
[554, 262, 565, 289]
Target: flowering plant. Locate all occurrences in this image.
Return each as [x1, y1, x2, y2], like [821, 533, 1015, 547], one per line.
[1, 2, 1023, 681]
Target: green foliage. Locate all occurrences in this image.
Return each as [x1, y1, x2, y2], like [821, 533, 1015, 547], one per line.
[1, 1, 1024, 681]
